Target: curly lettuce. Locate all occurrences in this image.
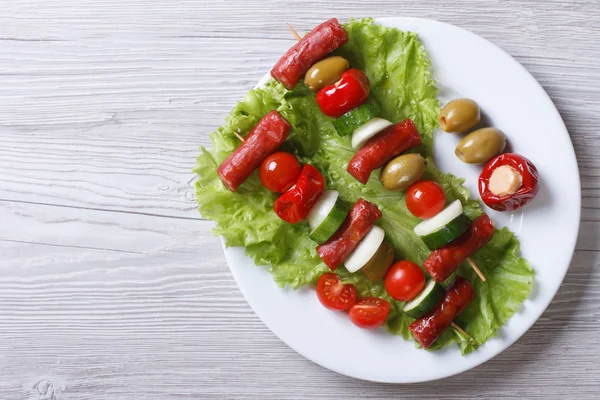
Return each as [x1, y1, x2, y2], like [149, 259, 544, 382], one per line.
[195, 18, 533, 354]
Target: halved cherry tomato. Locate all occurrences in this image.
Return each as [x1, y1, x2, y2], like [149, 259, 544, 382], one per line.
[316, 273, 357, 311]
[259, 151, 301, 193]
[384, 261, 426, 301]
[406, 180, 446, 219]
[348, 297, 390, 329]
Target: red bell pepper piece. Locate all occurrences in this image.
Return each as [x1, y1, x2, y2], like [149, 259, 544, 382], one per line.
[315, 69, 370, 118]
[478, 153, 540, 212]
[274, 164, 325, 224]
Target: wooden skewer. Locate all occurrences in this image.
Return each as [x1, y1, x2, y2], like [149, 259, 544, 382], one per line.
[466, 257, 486, 282]
[287, 23, 302, 41]
[233, 131, 245, 142]
[451, 322, 473, 341]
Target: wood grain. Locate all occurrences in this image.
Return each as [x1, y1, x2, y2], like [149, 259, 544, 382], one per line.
[1, 0, 599, 398]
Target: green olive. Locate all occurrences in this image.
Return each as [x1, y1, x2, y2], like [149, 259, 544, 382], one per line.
[439, 98, 481, 133]
[362, 241, 395, 280]
[304, 56, 349, 91]
[379, 153, 425, 191]
[455, 127, 507, 164]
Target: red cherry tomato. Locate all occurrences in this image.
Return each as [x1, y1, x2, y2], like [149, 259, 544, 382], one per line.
[348, 297, 390, 329]
[384, 261, 426, 302]
[259, 151, 301, 193]
[316, 273, 357, 311]
[406, 180, 446, 219]
[315, 69, 370, 118]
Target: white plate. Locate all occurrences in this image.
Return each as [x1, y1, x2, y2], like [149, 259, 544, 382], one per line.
[220, 17, 580, 383]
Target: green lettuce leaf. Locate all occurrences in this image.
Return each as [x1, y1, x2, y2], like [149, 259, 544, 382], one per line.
[194, 18, 533, 354]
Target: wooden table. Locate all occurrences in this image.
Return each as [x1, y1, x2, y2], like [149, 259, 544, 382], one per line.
[1, 1, 599, 398]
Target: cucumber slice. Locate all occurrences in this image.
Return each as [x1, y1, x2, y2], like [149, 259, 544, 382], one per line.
[420, 214, 471, 250]
[308, 191, 347, 244]
[308, 190, 339, 231]
[309, 206, 346, 244]
[403, 280, 445, 318]
[344, 226, 385, 273]
[351, 117, 393, 149]
[413, 200, 464, 237]
[332, 102, 380, 137]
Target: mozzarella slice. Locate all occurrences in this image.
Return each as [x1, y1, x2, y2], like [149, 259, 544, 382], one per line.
[344, 226, 385, 273]
[351, 118, 393, 149]
[413, 200, 463, 237]
[307, 190, 339, 231]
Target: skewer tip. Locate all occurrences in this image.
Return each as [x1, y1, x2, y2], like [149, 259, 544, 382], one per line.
[287, 23, 302, 41]
[467, 257, 486, 282]
[451, 322, 473, 341]
[233, 131, 245, 142]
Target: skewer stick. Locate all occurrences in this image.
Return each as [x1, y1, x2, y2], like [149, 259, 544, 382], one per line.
[466, 257, 486, 282]
[287, 23, 302, 41]
[451, 322, 473, 341]
[233, 131, 245, 142]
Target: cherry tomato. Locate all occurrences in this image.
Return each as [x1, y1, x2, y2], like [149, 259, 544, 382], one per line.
[406, 180, 446, 219]
[384, 261, 426, 301]
[316, 273, 357, 311]
[259, 151, 301, 193]
[348, 297, 390, 329]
